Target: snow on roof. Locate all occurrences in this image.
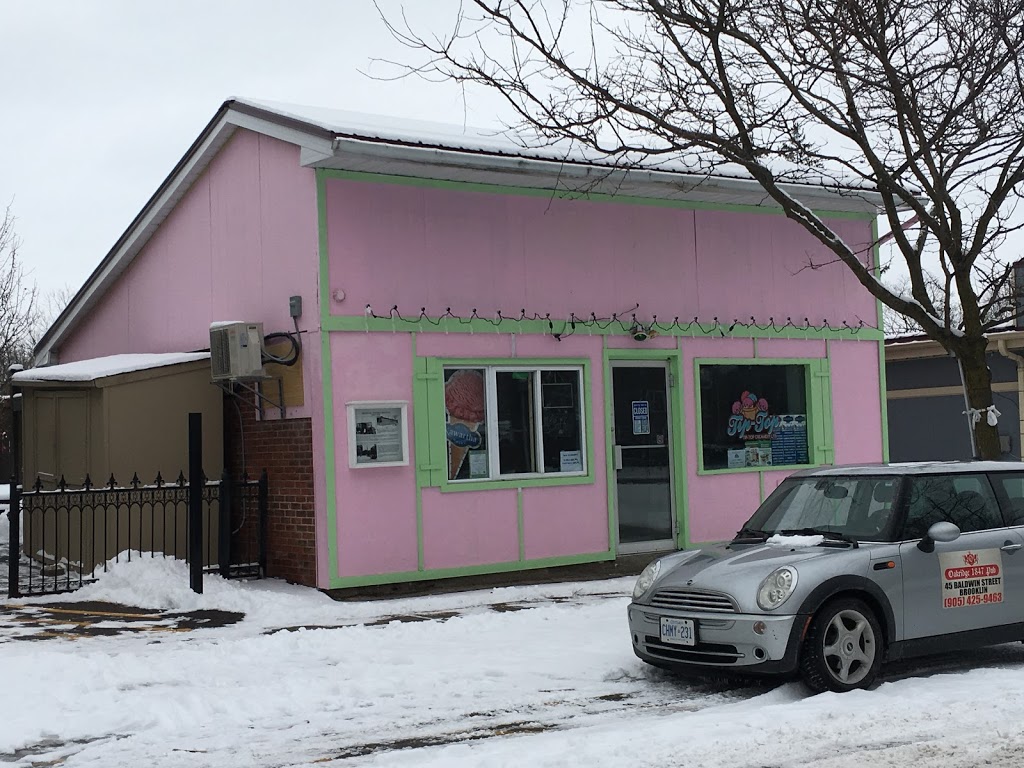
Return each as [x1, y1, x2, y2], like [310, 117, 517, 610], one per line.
[235, 97, 878, 191]
[13, 353, 210, 383]
[240, 97, 527, 154]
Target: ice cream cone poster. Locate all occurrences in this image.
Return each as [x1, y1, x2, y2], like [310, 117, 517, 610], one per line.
[445, 369, 487, 480]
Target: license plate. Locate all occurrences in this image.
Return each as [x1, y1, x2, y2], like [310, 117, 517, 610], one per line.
[660, 617, 696, 646]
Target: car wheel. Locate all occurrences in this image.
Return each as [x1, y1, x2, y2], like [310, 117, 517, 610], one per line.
[800, 598, 883, 693]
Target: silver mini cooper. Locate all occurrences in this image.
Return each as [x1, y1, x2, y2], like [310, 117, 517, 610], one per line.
[628, 462, 1024, 692]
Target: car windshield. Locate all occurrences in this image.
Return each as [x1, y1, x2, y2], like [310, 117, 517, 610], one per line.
[741, 475, 902, 542]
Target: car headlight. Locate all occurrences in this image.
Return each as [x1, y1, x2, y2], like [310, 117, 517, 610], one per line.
[757, 566, 798, 611]
[633, 559, 662, 599]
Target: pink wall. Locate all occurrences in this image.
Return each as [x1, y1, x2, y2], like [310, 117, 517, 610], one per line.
[57, 129, 330, 583]
[323, 178, 877, 328]
[330, 332, 420, 577]
[59, 147, 887, 584]
[329, 327, 885, 575]
[60, 130, 320, 420]
[331, 331, 610, 579]
[830, 340, 884, 465]
[422, 488, 520, 569]
[323, 177, 884, 575]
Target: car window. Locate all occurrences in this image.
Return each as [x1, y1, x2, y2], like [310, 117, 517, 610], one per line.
[863, 478, 898, 535]
[901, 474, 1003, 539]
[744, 475, 901, 541]
[988, 473, 1024, 526]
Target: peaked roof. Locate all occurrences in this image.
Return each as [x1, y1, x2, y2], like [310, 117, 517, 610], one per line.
[34, 98, 891, 364]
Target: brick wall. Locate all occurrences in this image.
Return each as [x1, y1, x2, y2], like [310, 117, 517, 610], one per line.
[223, 394, 316, 586]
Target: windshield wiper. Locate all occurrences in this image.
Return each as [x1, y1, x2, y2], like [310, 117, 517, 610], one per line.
[732, 527, 769, 542]
[779, 528, 859, 548]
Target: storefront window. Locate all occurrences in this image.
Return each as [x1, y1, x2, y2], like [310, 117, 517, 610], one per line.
[445, 366, 585, 481]
[444, 368, 488, 480]
[699, 363, 810, 471]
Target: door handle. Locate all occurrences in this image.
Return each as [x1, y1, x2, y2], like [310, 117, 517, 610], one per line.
[614, 445, 623, 471]
[1001, 542, 1022, 553]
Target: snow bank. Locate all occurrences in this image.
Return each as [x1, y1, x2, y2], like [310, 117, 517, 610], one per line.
[27, 553, 636, 633]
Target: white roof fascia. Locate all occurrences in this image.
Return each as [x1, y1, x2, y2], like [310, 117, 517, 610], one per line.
[227, 110, 334, 162]
[33, 108, 332, 366]
[315, 136, 885, 214]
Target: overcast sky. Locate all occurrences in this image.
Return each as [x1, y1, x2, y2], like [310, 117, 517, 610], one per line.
[0, 0, 503, 302]
[3, 1, 1015, 326]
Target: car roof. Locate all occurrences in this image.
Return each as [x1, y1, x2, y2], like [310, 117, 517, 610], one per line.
[789, 461, 1024, 478]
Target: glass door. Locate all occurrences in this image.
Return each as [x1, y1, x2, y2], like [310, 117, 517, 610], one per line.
[611, 362, 676, 553]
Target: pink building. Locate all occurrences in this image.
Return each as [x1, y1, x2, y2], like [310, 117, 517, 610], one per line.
[33, 99, 888, 591]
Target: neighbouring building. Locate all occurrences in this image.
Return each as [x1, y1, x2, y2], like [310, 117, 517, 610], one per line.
[28, 99, 892, 591]
[886, 330, 1024, 462]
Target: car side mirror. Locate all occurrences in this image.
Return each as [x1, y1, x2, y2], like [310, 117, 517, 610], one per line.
[918, 521, 961, 553]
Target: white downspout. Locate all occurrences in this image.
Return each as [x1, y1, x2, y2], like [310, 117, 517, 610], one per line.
[997, 340, 1024, 459]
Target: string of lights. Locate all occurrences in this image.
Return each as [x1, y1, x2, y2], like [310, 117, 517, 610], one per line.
[361, 303, 869, 340]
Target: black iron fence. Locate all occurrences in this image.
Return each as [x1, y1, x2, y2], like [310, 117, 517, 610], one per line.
[6, 469, 267, 598]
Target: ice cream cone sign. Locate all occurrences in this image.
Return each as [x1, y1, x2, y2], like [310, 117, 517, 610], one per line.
[445, 370, 486, 479]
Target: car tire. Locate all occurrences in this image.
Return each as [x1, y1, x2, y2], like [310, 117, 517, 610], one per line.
[800, 598, 883, 693]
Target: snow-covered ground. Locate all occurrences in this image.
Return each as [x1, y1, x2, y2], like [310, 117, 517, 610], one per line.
[3, 559, 1024, 767]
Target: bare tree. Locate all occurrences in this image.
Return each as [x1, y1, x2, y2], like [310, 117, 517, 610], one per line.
[0, 205, 38, 481]
[0, 205, 36, 394]
[379, 0, 1024, 459]
[29, 284, 74, 349]
[883, 270, 969, 337]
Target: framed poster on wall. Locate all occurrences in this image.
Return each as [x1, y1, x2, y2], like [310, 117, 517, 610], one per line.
[346, 401, 409, 468]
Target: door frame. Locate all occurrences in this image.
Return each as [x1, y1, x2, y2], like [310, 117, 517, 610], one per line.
[604, 347, 688, 555]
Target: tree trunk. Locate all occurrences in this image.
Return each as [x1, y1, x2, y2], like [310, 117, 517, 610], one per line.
[958, 339, 1002, 460]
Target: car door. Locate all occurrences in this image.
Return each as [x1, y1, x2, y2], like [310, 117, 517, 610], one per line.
[984, 471, 1024, 626]
[899, 473, 1022, 640]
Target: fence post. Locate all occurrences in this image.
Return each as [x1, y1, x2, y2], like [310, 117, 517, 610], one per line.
[218, 470, 231, 578]
[258, 469, 268, 578]
[188, 413, 203, 595]
[7, 371, 21, 599]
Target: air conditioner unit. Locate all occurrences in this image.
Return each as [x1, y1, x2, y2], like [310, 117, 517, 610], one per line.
[209, 322, 265, 381]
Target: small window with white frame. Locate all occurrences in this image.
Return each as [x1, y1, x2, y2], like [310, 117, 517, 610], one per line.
[443, 365, 586, 482]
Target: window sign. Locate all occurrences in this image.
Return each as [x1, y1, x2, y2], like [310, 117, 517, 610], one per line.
[699, 364, 810, 471]
[560, 450, 583, 472]
[632, 400, 650, 435]
[347, 402, 409, 468]
[445, 366, 586, 482]
[444, 369, 487, 480]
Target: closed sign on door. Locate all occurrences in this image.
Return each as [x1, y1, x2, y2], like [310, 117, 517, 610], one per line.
[632, 401, 650, 435]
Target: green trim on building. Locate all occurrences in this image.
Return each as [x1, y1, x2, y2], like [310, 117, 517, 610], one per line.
[411, 333, 426, 571]
[314, 165, 880, 589]
[318, 168, 877, 220]
[670, 351, 689, 549]
[320, 330, 340, 585]
[701, 463, 821, 476]
[693, 357, 834, 475]
[416, 356, 597, 494]
[437, 475, 595, 493]
[316, 170, 341, 585]
[321, 314, 883, 341]
[872, 218, 891, 462]
[602, 338, 617, 557]
[328, 551, 616, 590]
